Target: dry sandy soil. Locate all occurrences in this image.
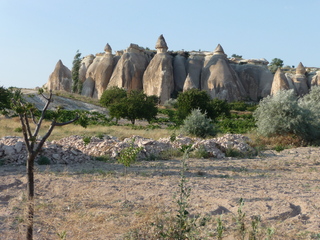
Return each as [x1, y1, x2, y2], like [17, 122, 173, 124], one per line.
[1, 147, 320, 239]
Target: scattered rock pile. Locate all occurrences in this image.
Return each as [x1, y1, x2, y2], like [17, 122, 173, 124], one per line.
[0, 134, 255, 165]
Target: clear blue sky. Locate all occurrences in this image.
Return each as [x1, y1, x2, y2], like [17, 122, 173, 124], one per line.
[0, 0, 319, 88]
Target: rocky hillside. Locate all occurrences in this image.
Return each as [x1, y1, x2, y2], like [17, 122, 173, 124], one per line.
[44, 35, 320, 104]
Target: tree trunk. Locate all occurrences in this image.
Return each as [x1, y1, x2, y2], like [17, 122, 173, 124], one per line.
[26, 153, 35, 240]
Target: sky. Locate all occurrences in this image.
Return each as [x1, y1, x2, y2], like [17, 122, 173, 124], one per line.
[0, 0, 319, 88]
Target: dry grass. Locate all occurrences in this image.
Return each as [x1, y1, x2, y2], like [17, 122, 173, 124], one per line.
[0, 116, 173, 141]
[2, 148, 320, 239]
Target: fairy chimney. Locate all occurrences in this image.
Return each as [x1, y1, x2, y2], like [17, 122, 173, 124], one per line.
[155, 34, 168, 54]
[296, 62, 306, 75]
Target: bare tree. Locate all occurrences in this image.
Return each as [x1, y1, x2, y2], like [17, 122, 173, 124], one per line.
[12, 89, 85, 240]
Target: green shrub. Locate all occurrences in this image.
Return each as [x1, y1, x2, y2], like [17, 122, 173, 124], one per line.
[14, 127, 23, 133]
[83, 136, 91, 145]
[180, 109, 216, 138]
[253, 90, 308, 139]
[37, 156, 51, 165]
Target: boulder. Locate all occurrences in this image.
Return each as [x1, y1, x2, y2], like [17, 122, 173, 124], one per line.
[173, 53, 187, 92]
[231, 64, 273, 101]
[44, 60, 72, 92]
[201, 44, 246, 102]
[143, 35, 174, 104]
[108, 44, 148, 91]
[270, 68, 290, 95]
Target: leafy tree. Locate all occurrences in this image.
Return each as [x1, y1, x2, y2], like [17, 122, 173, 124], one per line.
[231, 54, 243, 59]
[208, 98, 231, 119]
[0, 86, 12, 114]
[124, 90, 158, 124]
[100, 86, 127, 107]
[176, 89, 211, 121]
[72, 50, 82, 93]
[107, 90, 158, 125]
[269, 58, 284, 73]
[176, 89, 230, 123]
[11, 89, 87, 240]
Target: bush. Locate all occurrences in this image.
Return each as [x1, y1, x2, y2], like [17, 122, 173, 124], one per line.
[176, 89, 230, 123]
[253, 89, 316, 142]
[37, 156, 51, 165]
[180, 109, 216, 138]
[176, 89, 211, 121]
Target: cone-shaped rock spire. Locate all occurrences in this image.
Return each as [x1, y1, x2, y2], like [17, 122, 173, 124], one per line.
[104, 43, 112, 54]
[270, 68, 290, 95]
[296, 62, 306, 75]
[213, 44, 227, 57]
[155, 34, 168, 53]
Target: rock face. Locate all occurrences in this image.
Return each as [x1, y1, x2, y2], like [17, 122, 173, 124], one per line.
[231, 64, 273, 101]
[311, 71, 320, 86]
[143, 35, 174, 103]
[108, 44, 148, 91]
[201, 44, 246, 102]
[92, 44, 114, 98]
[82, 44, 115, 98]
[47, 37, 319, 103]
[44, 60, 72, 92]
[270, 68, 290, 95]
[173, 53, 187, 92]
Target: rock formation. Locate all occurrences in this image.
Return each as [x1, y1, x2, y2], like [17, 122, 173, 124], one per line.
[231, 63, 273, 101]
[92, 44, 114, 98]
[81, 44, 115, 98]
[47, 36, 319, 103]
[201, 44, 246, 102]
[183, 52, 205, 91]
[173, 52, 187, 92]
[44, 60, 72, 92]
[143, 35, 174, 103]
[290, 62, 308, 96]
[107, 43, 148, 91]
[270, 68, 290, 95]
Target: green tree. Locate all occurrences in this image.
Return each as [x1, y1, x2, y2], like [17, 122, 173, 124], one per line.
[72, 50, 82, 93]
[11, 89, 87, 240]
[176, 89, 212, 121]
[107, 90, 158, 125]
[0, 86, 12, 114]
[231, 54, 243, 59]
[124, 90, 158, 124]
[269, 58, 284, 73]
[100, 86, 127, 107]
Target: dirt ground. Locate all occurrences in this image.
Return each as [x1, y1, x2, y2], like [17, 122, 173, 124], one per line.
[1, 147, 320, 239]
